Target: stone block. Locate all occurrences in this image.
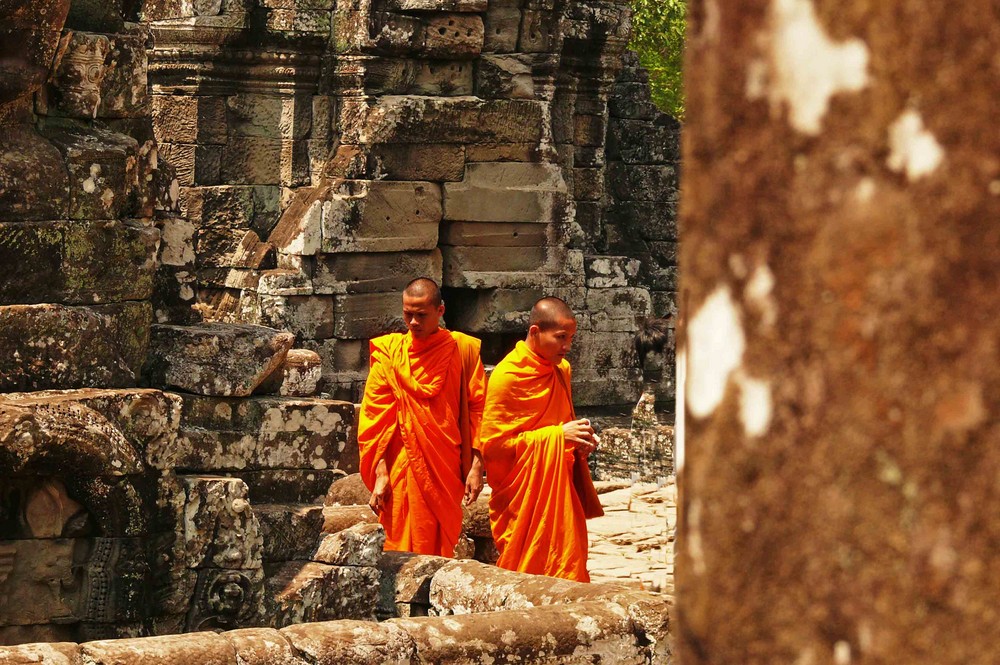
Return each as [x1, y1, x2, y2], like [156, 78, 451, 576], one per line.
[609, 81, 661, 120]
[152, 395, 354, 472]
[0, 220, 158, 305]
[385, 0, 485, 10]
[256, 504, 325, 561]
[481, 7, 520, 53]
[607, 117, 681, 164]
[364, 144, 466, 181]
[569, 367, 641, 407]
[607, 163, 679, 202]
[417, 14, 484, 59]
[313, 522, 385, 566]
[460, 496, 491, 538]
[280, 620, 415, 665]
[42, 124, 139, 220]
[250, 294, 335, 339]
[151, 94, 227, 144]
[574, 113, 608, 147]
[225, 93, 313, 140]
[518, 9, 560, 52]
[301, 338, 370, 375]
[339, 97, 545, 144]
[442, 287, 541, 333]
[567, 328, 636, 372]
[158, 142, 222, 186]
[233, 469, 341, 503]
[584, 255, 642, 288]
[318, 180, 442, 253]
[265, 7, 331, 33]
[324, 473, 372, 506]
[411, 60, 474, 95]
[0, 129, 70, 220]
[267, 562, 380, 624]
[0, 302, 151, 391]
[572, 166, 605, 201]
[176, 475, 263, 569]
[0, 539, 81, 626]
[255, 348, 323, 396]
[332, 292, 405, 339]
[475, 54, 549, 100]
[585, 287, 652, 332]
[464, 142, 545, 162]
[0, 642, 82, 664]
[440, 221, 547, 246]
[377, 551, 451, 618]
[222, 628, 305, 665]
[96, 31, 150, 119]
[314, 250, 442, 294]
[390, 602, 639, 662]
[220, 137, 310, 186]
[322, 505, 377, 533]
[442, 248, 582, 290]
[443, 162, 568, 223]
[183, 185, 282, 238]
[81, 631, 238, 665]
[606, 200, 679, 241]
[144, 323, 295, 396]
[42, 31, 112, 119]
[442, 245, 547, 277]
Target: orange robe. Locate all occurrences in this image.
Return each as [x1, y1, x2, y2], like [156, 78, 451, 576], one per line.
[481, 341, 603, 582]
[358, 329, 485, 556]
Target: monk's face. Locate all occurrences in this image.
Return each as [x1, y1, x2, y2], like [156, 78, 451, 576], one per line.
[403, 292, 444, 340]
[528, 317, 577, 363]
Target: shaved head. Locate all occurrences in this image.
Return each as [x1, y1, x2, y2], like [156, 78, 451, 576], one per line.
[529, 296, 576, 331]
[403, 277, 442, 306]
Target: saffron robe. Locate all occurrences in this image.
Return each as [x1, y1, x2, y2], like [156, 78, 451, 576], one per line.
[481, 341, 603, 582]
[358, 329, 485, 556]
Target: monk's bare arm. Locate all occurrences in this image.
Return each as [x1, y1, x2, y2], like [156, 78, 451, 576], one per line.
[370, 458, 390, 513]
[463, 352, 488, 504]
[359, 350, 397, 512]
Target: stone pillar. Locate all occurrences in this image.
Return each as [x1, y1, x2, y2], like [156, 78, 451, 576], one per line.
[677, 0, 1000, 662]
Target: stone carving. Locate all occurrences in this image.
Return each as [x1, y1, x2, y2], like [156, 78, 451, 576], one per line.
[48, 32, 112, 118]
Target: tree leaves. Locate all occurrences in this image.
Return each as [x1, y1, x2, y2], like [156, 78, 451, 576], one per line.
[630, 0, 686, 119]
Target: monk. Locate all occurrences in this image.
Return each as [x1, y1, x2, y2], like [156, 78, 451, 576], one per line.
[481, 297, 603, 582]
[357, 278, 486, 556]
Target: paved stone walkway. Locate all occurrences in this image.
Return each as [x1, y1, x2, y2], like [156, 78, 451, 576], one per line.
[586, 480, 677, 594]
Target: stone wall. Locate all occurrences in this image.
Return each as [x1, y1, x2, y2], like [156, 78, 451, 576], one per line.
[677, 0, 1000, 662]
[141, 0, 680, 407]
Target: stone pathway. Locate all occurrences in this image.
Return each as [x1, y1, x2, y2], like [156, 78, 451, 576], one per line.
[586, 480, 677, 595]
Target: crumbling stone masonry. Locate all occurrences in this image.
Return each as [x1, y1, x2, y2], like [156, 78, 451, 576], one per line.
[678, 0, 1000, 662]
[142, 0, 681, 407]
[0, 0, 676, 657]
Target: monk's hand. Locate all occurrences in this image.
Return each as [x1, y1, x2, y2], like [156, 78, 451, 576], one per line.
[464, 454, 485, 505]
[370, 464, 390, 514]
[563, 418, 597, 455]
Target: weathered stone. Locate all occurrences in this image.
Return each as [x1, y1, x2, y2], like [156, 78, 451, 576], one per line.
[151, 94, 227, 144]
[144, 323, 295, 396]
[481, 7, 520, 53]
[320, 506, 376, 539]
[377, 551, 450, 618]
[0, 129, 70, 220]
[313, 250, 442, 295]
[385, 0, 485, 11]
[0, 221, 159, 305]
[0, 539, 80, 626]
[391, 601, 642, 663]
[584, 255, 641, 288]
[517, 9, 560, 53]
[364, 143, 466, 181]
[251, 294, 335, 339]
[222, 627, 305, 665]
[443, 162, 568, 223]
[442, 287, 541, 333]
[313, 522, 384, 566]
[234, 469, 340, 504]
[44, 31, 112, 118]
[177, 475, 262, 569]
[339, 96, 545, 144]
[152, 395, 353, 472]
[267, 561, 380, 624]
[221, 137, 310, 186]
[158, 142, 222, 186]
[256, 503, 325, 561]
[323, 472, 371, 506]
[256, 348, 322, 396]
[0, 302, 151, 391]
[280, 620, 415, 665]
[607, 163, 678, 202]
[81, 631, 237, 665]
[183, 185, 283, 240]
[42, 123, 140, 220]
[320, 180, 442, 253]
[329, 291, 404, 339]
[460, 496, 490, 538]
[0, 642, 81, 664]
[606, 117, 680, 165]
[440, 221, 547, 247]
[584, 287, 651, 332]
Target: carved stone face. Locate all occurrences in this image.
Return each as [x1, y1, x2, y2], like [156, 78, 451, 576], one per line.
[52, 32, 112, 118]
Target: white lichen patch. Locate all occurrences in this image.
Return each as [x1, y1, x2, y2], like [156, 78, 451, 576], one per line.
[886, 110, 944, 181]
[575, 615, 602, 640]
[686, 286, 746, 419]
[755, 0, 870, 135]
[736, 372, 773, 438]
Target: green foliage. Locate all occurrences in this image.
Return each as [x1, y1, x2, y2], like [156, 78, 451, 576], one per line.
[629, 0, 686, 120]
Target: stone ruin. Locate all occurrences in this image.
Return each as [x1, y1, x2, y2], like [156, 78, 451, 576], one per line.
[0, 0, 676, 659]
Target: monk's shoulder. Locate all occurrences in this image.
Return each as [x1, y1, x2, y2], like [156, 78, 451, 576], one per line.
[449, 330, 482, 353]
[369, 332, 405, 361]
